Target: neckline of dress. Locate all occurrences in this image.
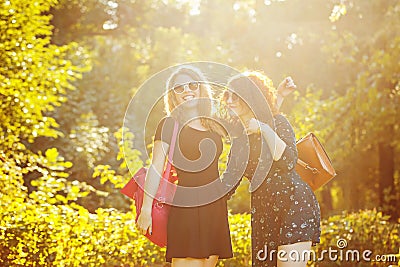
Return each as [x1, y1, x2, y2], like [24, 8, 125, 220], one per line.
[185, 125, 209, 132]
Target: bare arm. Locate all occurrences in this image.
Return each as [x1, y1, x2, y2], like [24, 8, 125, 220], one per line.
[276, 94, 285, 110]
[136, 140, 169, 235]
[276, 76, 296, 110]
[259, 121, 287, 161]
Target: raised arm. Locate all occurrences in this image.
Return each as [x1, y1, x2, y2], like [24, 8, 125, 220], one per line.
[276, 76, 296, 110]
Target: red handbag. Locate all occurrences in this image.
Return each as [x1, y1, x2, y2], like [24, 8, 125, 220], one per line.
[295, 133, 336, 191]
[120, 120, 179, 247]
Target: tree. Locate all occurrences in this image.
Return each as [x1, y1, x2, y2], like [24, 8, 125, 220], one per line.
[290, 0, 400, 218]
[325, 0, 399, 219]
[0, 0, 90, 208]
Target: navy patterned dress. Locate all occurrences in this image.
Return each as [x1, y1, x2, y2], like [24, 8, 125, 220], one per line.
[230, 114, 321, 267]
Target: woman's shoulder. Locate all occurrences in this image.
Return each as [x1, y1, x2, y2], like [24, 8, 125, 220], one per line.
[157, 116, 177, 127]
[159, 116, 174, 123]
[154, 116, 176, 140]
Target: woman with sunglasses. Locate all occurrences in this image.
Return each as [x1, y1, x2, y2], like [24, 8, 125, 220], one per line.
[222, 71, 321, 267]
[136, 65, 232, 267]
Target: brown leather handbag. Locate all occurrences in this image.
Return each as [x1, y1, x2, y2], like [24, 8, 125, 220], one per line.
[295, 133, 336, 191]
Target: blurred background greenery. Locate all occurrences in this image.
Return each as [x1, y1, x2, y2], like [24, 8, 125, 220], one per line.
[0, 0, 399, 266]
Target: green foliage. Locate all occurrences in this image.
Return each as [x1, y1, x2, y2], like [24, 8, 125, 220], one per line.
[0, 201, 165, 266]
[219, 212, 252, 267]
[227, 179, 251, 214]
[0, 0, 90, 144]
[117, 127, 144, 182]
[68, 112, 110, 168]
[0, 0, 91, 201]
[312, 209, 400, 267]
[1, 206, 398, 266]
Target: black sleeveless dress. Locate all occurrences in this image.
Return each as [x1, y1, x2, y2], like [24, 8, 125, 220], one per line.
[154, 117, 233, 263]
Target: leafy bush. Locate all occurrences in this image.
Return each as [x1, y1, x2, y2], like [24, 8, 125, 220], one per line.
[223, 209, 399, 267]
[1, 205, 398, 266]
[312, 209, 399, 267]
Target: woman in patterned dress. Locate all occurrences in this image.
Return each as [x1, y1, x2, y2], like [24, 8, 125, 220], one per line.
[222, 71, 321, 267]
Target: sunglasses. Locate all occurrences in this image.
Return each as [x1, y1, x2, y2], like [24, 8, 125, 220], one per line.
[172, 82, 200, 94]
[223, 91, 240, 103]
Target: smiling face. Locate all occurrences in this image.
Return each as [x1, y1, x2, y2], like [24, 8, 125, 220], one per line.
[172, 74, 201, 109]
[223, 90, 252, 118]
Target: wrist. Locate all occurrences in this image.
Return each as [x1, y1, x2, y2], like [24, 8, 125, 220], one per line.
[141, 202, 153, 213]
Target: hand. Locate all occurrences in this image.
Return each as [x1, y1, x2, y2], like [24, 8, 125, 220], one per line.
[136, 209, 152, 236]
[246, 118, 261, 135]
[277, 76, 297, 98]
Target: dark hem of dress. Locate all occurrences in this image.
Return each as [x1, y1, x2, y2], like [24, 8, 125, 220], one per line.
[166, 253, 234, 263]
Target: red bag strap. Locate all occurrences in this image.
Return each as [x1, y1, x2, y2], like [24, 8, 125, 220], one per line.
[163, 120, 179, 178]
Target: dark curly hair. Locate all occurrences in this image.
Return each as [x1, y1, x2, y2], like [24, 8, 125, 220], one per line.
[227, 70, 279, 116]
